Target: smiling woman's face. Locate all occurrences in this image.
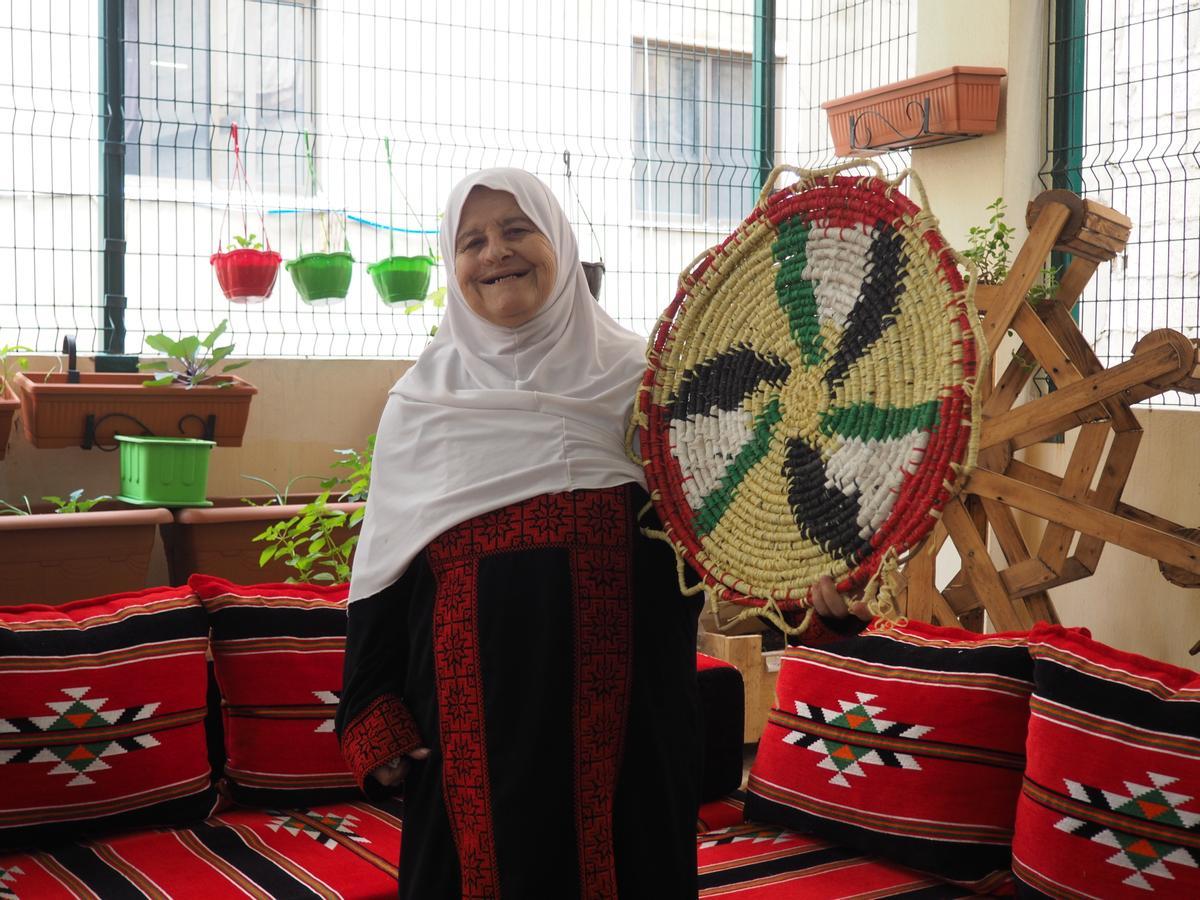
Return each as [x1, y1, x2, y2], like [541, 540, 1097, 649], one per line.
[454, 186, 558, 328]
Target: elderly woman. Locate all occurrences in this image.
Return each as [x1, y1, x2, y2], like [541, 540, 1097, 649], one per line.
[335, 168, 862, 898]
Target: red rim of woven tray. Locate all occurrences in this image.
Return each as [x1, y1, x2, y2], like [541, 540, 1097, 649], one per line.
[638, 174, 977, 612]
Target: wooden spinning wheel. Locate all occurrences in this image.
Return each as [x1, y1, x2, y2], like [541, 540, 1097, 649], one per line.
[898, 189, 1200, 634]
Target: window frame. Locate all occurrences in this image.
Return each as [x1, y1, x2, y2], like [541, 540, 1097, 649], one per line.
[631, 37, 781, 229]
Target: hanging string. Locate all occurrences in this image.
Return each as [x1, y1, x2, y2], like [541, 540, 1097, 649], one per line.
[300, 131, 351, 256]
[562, 150, 603, 264]
[383, 137, 435, 259]
[215, 122, 272, 254]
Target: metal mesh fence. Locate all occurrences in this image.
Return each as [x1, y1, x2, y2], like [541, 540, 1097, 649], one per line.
[1046, 0, 1200, 408]
[1, 0, 913, 360]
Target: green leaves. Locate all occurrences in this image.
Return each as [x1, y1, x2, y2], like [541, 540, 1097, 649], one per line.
[0, 343, 33, 388]
[138, 319, 249, 388]
[963, 197, 1060, 303]
[248, 436, 373, 584]
[0, 490, 111, 515]
[322, 434, 374, 502]
[252, 490, 359, 584]
[229, 233, 264, 251]
[963, 197, 1016, 286]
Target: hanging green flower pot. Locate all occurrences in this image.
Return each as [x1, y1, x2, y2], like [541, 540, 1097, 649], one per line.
[116, 435, 215, 508]
[286, 250, 355, 305]
[368, 254, 435, 305]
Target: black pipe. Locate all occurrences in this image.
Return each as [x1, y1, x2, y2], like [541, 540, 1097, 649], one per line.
[98, 0, 135, 371]
[753, 0, 777, 192]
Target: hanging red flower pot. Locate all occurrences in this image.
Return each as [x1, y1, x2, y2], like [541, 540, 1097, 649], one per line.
[211, 246, 283, 302]
[212, 123, 282, 304]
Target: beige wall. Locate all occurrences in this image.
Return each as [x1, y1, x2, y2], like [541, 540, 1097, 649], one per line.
[914, 0, 1200, 667]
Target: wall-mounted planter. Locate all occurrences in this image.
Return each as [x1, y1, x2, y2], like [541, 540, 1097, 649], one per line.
[117, 435, 215, 508]
[211, 248, 283, 303]
[0, 379, 18, 459]
[13, 371, 257, 449]
[368, 254, 434, 305]
[160, 494, 365, 585]
[823, 66, 1005, 155]
[286, 251, 354, 305]
[0, 503, 172, 605]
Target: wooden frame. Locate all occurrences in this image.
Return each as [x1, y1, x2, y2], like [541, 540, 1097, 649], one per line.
[898, 189, 1200, 632]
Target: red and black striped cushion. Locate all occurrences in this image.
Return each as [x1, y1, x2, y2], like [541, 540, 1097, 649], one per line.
[746, 619, 1037, 895]
[0, 585, 218, 850]
[697, 820, 976, 898]
[1013, 625, 1200, 898]
[0, 798, 403, 898]
[189, 575, 357, 807]
[0, 795, 975, 899]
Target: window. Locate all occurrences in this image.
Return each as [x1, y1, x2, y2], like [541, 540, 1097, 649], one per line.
[632, 42, 760, 225]
[124, 0, 314, 195]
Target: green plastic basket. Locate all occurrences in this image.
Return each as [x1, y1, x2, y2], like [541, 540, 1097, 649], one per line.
[368, 254, 434, 305]
[116, 435, 215, 507]
[286, 251, 355, 305]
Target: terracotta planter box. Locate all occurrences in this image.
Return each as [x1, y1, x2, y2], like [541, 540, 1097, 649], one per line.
[823, 66, 1005, 155]
[0, 504, 173, 605]
[160, 494, 365, 585]
[0, 379, 17, 459]
[13, 371, 257, 449]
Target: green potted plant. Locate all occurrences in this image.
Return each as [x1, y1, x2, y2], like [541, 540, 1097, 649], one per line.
[367, 138, 437, 305]
[0, 491, 172, 604]
[963, 197, 1059, 315]
[285, 132, 355, 305]
[963, 197, 1060, 407]
[160, 439, 373, 585]
[210, 124, 282, 303]
[14, 323, 257, 450]
[0, 344, 31, 459]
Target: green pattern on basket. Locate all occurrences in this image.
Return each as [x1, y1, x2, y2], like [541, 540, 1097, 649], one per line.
[819, 399, 941, 442]
[776, 218, 825, 367]
[693, 397, 784, 539]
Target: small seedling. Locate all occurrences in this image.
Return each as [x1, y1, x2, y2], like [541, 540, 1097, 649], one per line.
[0, 489, 112, 516]
[0, 343, 32, 389]
[228, 233, 264, 251]
[239, 473, 324, 507]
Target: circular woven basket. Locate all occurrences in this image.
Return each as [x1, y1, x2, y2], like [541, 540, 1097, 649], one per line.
[635, 163, 984, 630]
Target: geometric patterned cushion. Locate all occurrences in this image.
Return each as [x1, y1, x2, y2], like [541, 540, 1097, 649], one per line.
[0, 585, 218, 850]
[697, 820, 976, 898]
[746, 619, 1037, 895]
[189, 575, 357, 807]
[0, 798, 403, 898]
[1013, 625, 1200, 898]
[697, 792, 746, 833]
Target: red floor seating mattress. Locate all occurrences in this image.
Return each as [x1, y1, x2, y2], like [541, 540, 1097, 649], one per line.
[0, 796, 983, 899]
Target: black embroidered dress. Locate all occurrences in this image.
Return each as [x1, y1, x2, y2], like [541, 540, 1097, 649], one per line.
[335, 483, 702, 899]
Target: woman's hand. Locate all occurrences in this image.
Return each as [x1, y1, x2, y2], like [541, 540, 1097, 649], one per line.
[371, 747, 431, 787]
[809, 575, 872, 622]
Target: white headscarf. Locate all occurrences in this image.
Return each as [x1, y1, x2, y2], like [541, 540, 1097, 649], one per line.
[348, 168, 648, 602]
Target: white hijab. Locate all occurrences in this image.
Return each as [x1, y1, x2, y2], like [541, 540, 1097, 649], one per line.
[348, 168, 648, 602]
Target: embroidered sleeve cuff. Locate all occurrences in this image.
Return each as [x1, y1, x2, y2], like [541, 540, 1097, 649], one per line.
[340, 693, 423, 791]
